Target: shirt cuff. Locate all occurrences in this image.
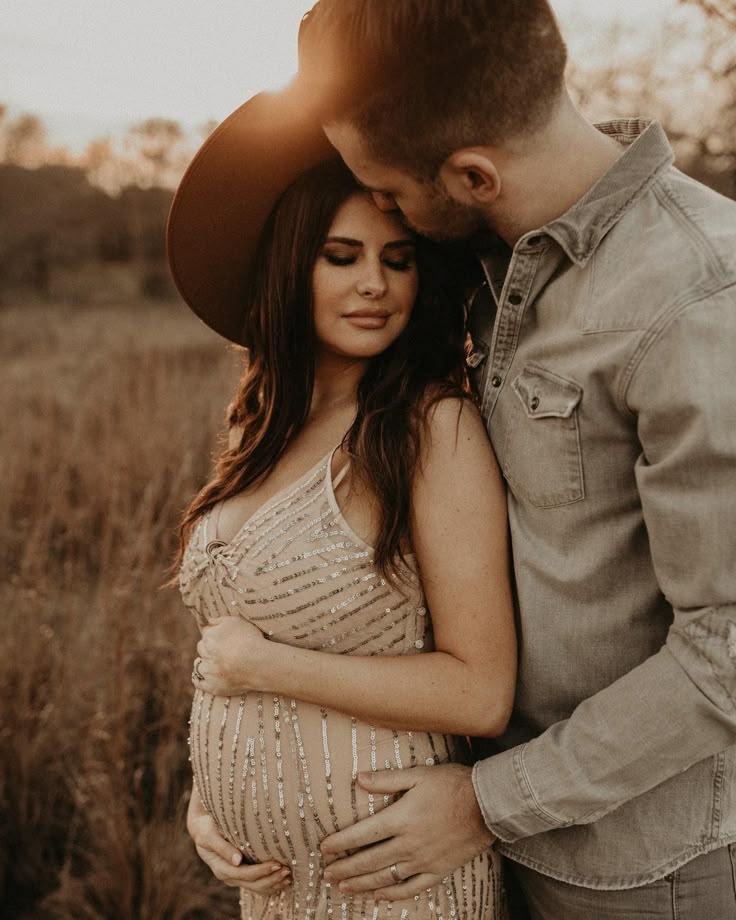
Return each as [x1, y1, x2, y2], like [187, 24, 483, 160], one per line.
[472, 743, 567, 843]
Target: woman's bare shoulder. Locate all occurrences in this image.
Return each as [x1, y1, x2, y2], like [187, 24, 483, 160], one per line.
[413, 394, 501, 505]
[421, 394, 489, 457]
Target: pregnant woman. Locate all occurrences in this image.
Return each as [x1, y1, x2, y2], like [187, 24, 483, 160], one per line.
[168, 87, 515, 920]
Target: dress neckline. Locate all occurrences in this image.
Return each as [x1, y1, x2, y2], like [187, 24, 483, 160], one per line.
[324, 447, 416, 563]
[208, 448, 336, 548]
[324, 445, 372, 553]
[200, 444, 417, 569]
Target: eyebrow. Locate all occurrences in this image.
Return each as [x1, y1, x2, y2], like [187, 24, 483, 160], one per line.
[324, 236, 415, 249]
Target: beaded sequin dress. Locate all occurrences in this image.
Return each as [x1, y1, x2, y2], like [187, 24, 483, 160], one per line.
[180, 449, 506, 920]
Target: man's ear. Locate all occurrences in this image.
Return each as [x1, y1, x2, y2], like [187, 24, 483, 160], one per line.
[439, 149, 501, 206]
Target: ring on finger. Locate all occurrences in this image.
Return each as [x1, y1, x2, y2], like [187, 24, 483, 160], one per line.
[192, 657, 204, 682]
[389, 863, 403, 884]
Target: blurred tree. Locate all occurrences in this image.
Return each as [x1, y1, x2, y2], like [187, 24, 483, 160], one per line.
[0, 104, 6, 160]
[675, 1, 736, 194]
[0, 109, 177, 301]
[0, 162, 176, 301]
[568, 2, 736, 197]
[3, 113, 48, 168]
[680, 0, 736, 26]
[84, 137, 125, 195]
[124, 118, 190, 188]
[0, 164, 95, 294]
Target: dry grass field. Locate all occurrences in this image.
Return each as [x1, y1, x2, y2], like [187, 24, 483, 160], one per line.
[0, 301, 245, 918]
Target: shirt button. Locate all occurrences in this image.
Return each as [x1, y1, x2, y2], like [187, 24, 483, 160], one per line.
[508, 292, 523, 306]
[530, 396, 540, 410]
[491, 375, 502, 388]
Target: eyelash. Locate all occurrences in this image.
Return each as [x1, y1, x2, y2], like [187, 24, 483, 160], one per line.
[323, 254, 354, 266]
[323, 253, 415, 272]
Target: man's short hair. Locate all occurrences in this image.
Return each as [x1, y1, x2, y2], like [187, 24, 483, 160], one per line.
[299, 0, 568, 179]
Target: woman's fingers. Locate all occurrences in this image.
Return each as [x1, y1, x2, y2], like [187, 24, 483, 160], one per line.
[187, 791, 251, 867]
[186, 790, 290, 891]
[197, 849, 291, 890]
[243, 867, 292, 894]
[188, 813, 243, 866]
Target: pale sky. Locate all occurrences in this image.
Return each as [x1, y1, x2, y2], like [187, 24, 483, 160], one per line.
[1, 0, 679, 151]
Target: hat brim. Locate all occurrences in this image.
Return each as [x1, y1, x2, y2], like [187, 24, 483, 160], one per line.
[167, 79, 336, 345]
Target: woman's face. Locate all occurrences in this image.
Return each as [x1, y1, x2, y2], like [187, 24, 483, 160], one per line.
[311, 192, 419, 362]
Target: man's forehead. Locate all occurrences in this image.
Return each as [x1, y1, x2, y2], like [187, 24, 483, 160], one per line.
[324, 121, 412, 192]
[324, 120, 373, 170]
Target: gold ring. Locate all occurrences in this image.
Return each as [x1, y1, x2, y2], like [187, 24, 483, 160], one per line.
[389, 863, 402, 884]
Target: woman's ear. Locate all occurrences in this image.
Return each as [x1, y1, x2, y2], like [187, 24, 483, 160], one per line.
[439, 149, 501, 207]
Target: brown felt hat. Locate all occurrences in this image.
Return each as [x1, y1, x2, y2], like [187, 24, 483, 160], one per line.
[166, 77, 335, 345]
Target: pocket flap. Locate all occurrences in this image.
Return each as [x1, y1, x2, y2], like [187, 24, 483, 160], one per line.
[512, 365, 583, 419]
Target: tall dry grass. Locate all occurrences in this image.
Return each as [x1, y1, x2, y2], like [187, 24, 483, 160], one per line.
[0, 302, 243, 918]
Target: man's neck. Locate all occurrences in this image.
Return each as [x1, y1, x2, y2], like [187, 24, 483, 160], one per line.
[490, 98, 625, 247]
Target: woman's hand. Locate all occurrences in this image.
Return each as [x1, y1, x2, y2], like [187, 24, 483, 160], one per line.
[187, 785, 291, 893]
[193, 616, 270, 696]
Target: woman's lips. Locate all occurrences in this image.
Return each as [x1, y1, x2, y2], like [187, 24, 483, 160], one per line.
[343, 311, 390, 329]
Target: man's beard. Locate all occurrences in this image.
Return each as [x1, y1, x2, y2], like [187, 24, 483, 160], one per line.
[405, 182, 489, 242]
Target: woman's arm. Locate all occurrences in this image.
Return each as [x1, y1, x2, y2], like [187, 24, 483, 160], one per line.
[196, 399, 516, 737]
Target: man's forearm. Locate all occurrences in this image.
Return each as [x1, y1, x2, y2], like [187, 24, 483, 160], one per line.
[474, 609, 736, 842]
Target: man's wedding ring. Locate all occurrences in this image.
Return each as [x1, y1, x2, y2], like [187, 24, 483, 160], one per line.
[389, 864, 402, 884]
[192, 657, 204, 682]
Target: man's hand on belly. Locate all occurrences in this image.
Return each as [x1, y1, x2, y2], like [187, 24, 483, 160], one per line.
[321, 763, 496, 900]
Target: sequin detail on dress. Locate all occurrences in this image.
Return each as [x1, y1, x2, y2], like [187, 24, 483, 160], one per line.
[180, 450, 506, 919]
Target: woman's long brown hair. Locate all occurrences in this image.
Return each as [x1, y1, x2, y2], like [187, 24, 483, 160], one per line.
[175, 159, 471, 580]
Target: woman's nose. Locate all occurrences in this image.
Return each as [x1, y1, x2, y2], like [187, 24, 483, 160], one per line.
[356, 261, 388, 298]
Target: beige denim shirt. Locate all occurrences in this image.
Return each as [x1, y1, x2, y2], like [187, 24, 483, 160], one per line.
[468, 119, 736, 888]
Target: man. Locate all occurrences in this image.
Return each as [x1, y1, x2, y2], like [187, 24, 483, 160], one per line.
[188, 1, 736, 915]
[297, 1, 736, 916]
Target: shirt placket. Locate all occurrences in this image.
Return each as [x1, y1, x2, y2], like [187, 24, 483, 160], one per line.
[479, 236, 549, 419]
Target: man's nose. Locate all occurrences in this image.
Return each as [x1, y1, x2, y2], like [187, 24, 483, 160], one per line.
[371, 190, 398, 212]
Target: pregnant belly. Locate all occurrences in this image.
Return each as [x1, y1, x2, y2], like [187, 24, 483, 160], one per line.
[189, 689, 468, 868]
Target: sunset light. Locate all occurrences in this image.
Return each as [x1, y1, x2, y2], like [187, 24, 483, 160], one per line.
[3, 1, 736, 917]
[2, 0, 683, 152]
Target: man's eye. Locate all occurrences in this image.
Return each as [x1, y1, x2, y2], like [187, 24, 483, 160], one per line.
[323, 253, 356, 266]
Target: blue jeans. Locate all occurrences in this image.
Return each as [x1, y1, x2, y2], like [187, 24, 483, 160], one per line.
[506, 844, 736, 919]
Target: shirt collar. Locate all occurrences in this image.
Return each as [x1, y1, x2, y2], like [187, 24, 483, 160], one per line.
[541, 119, 674, 267]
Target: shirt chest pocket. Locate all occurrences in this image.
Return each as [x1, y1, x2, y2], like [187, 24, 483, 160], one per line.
[503, 365, 585, 509]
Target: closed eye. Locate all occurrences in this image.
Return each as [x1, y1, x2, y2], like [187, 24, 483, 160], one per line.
[323, 253, 356, 266]
[383, 257, 415, 272]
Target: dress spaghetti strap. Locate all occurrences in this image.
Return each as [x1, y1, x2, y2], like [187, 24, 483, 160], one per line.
[332, 458, 350, 490]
